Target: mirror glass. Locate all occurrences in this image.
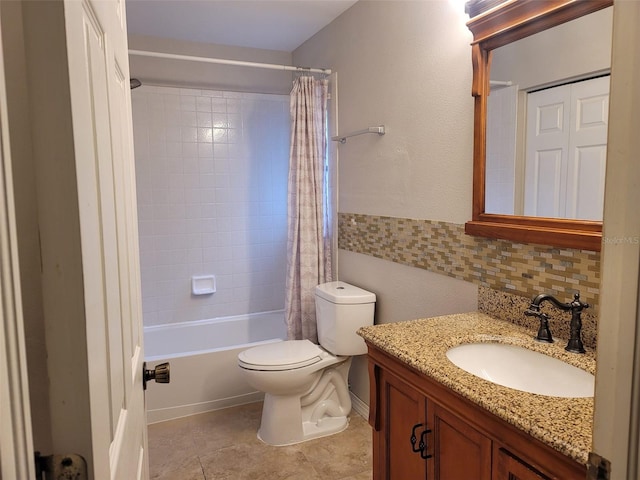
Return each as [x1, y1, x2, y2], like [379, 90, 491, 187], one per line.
[484, 7, 613, 221]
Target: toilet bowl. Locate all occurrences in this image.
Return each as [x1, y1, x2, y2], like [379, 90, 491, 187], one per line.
[237, 281, 376, 446]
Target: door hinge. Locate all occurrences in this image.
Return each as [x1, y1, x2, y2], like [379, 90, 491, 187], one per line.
[587, 451, 611, 480]
[35, 452, 88, 480]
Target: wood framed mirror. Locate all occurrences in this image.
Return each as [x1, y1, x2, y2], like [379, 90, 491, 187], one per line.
[464, 0, 613, 251]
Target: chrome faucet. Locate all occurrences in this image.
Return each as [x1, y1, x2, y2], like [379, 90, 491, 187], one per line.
[524, 292, 589, 353]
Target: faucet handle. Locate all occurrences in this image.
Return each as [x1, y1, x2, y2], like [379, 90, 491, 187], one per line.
[566, 292, 588, 354]
[525, 309, 553, 343]
[535, 312, 553, 343]
[571, 292, 590, 311]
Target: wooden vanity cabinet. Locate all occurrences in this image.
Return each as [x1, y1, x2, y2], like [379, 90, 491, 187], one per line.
[432, 403, 492, 479]
[375, 368, 428, 479]
[366, 343, 585, 480]
[495, 447, 552, 480]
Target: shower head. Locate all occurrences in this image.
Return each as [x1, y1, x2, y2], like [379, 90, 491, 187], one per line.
[130, 78, 142, 90]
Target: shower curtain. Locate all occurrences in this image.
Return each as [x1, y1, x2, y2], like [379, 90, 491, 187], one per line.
[284, 76, 332, 342]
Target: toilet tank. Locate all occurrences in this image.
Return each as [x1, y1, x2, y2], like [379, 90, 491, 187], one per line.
[315, 281, 376, 356]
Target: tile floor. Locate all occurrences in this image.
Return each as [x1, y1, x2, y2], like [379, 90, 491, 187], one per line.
[147, 402, 373, 480]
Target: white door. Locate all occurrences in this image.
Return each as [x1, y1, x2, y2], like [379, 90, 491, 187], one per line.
[524, 84, 571, 218]
[3, 0, 147, 476]
[565, 76, 609, 220]
[62, 0, 148, 477]
[524, 76, 609, 219]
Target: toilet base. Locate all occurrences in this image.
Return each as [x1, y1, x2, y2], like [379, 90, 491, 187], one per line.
[258, 415, 349, 446]
[302, 415, 349, 440]
[256, 359, 353, 446]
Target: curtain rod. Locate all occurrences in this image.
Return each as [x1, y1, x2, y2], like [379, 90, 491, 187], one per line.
[128, 49, 331, 75]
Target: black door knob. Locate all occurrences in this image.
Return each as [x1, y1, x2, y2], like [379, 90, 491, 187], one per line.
[143, 362, 170, 390]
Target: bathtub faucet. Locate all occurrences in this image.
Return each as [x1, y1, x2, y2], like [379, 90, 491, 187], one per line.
[524, 292, 589, 353]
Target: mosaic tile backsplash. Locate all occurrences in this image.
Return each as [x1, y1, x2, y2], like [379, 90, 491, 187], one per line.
[338, 213, 601, 312]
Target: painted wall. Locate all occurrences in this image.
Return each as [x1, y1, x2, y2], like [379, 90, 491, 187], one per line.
[295, 1, 474, 223]
[132, 86, 289, 326]
[293, 0, 479, 404]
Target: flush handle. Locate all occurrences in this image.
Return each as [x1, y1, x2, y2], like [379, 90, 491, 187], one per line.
[143, 362, 170, 390]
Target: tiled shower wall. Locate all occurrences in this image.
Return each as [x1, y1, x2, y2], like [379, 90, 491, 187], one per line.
[132, 86, 290, 326]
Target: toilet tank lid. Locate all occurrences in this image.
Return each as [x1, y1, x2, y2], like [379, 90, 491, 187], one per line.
[315, 281, 376, 304]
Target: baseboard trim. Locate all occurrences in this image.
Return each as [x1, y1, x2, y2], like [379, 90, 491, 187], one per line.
[350, 392, 369, 420]
[146, 391, 264, 425]
[147, 390, 370, 425]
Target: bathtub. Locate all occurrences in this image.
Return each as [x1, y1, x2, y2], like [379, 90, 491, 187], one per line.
[144, 310, 286, 424]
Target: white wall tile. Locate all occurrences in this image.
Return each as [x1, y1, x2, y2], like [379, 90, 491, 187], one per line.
[181, 111, 197, 127]
[197, 112, 213, 128]
[181, 127, 198, 143]
[196, 96, 212, 112]
[133, 86, 290, 326]
[182, 142, 198, 157]
[165, 126, 182, 142]
[180, 95, 197, 111]
[211, 98, 227, 112]
[198, 143, 213, 158]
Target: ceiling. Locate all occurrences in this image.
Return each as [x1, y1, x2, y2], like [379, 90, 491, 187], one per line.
[126, 0, 358, 52]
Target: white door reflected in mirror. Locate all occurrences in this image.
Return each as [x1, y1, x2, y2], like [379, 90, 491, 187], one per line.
[523, 76, 609, 220]
[485, 6, 613, 220]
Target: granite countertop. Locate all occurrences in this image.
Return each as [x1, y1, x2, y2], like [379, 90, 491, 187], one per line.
[357, 312, 595, 465]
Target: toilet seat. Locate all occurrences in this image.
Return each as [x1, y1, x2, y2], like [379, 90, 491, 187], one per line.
[238, 339, 327, 371]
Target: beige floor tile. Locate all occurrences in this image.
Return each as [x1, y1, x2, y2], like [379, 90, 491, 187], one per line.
[147, 402, 372, 480]
[185, 402, 264, 451]
[200, 443, 320, 480]
[337, 470, 374, 480]
[298, 415, 372, 480]
[148, 420, 200, 476]
[148, 454, 204, 480]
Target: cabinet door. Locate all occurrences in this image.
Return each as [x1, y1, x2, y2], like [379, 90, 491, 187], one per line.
[432, 404, 492, 480]
[494, 447, 551, 480]
[375, 369, 429, 480]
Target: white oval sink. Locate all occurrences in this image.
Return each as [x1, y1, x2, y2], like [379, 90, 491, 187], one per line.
[446, 343, 594, 398]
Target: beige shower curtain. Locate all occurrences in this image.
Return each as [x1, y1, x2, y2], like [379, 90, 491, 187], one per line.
[285, 76, 332, 342]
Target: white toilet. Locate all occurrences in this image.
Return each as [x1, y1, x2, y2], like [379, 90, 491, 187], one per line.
[237, 281, 376, 446]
